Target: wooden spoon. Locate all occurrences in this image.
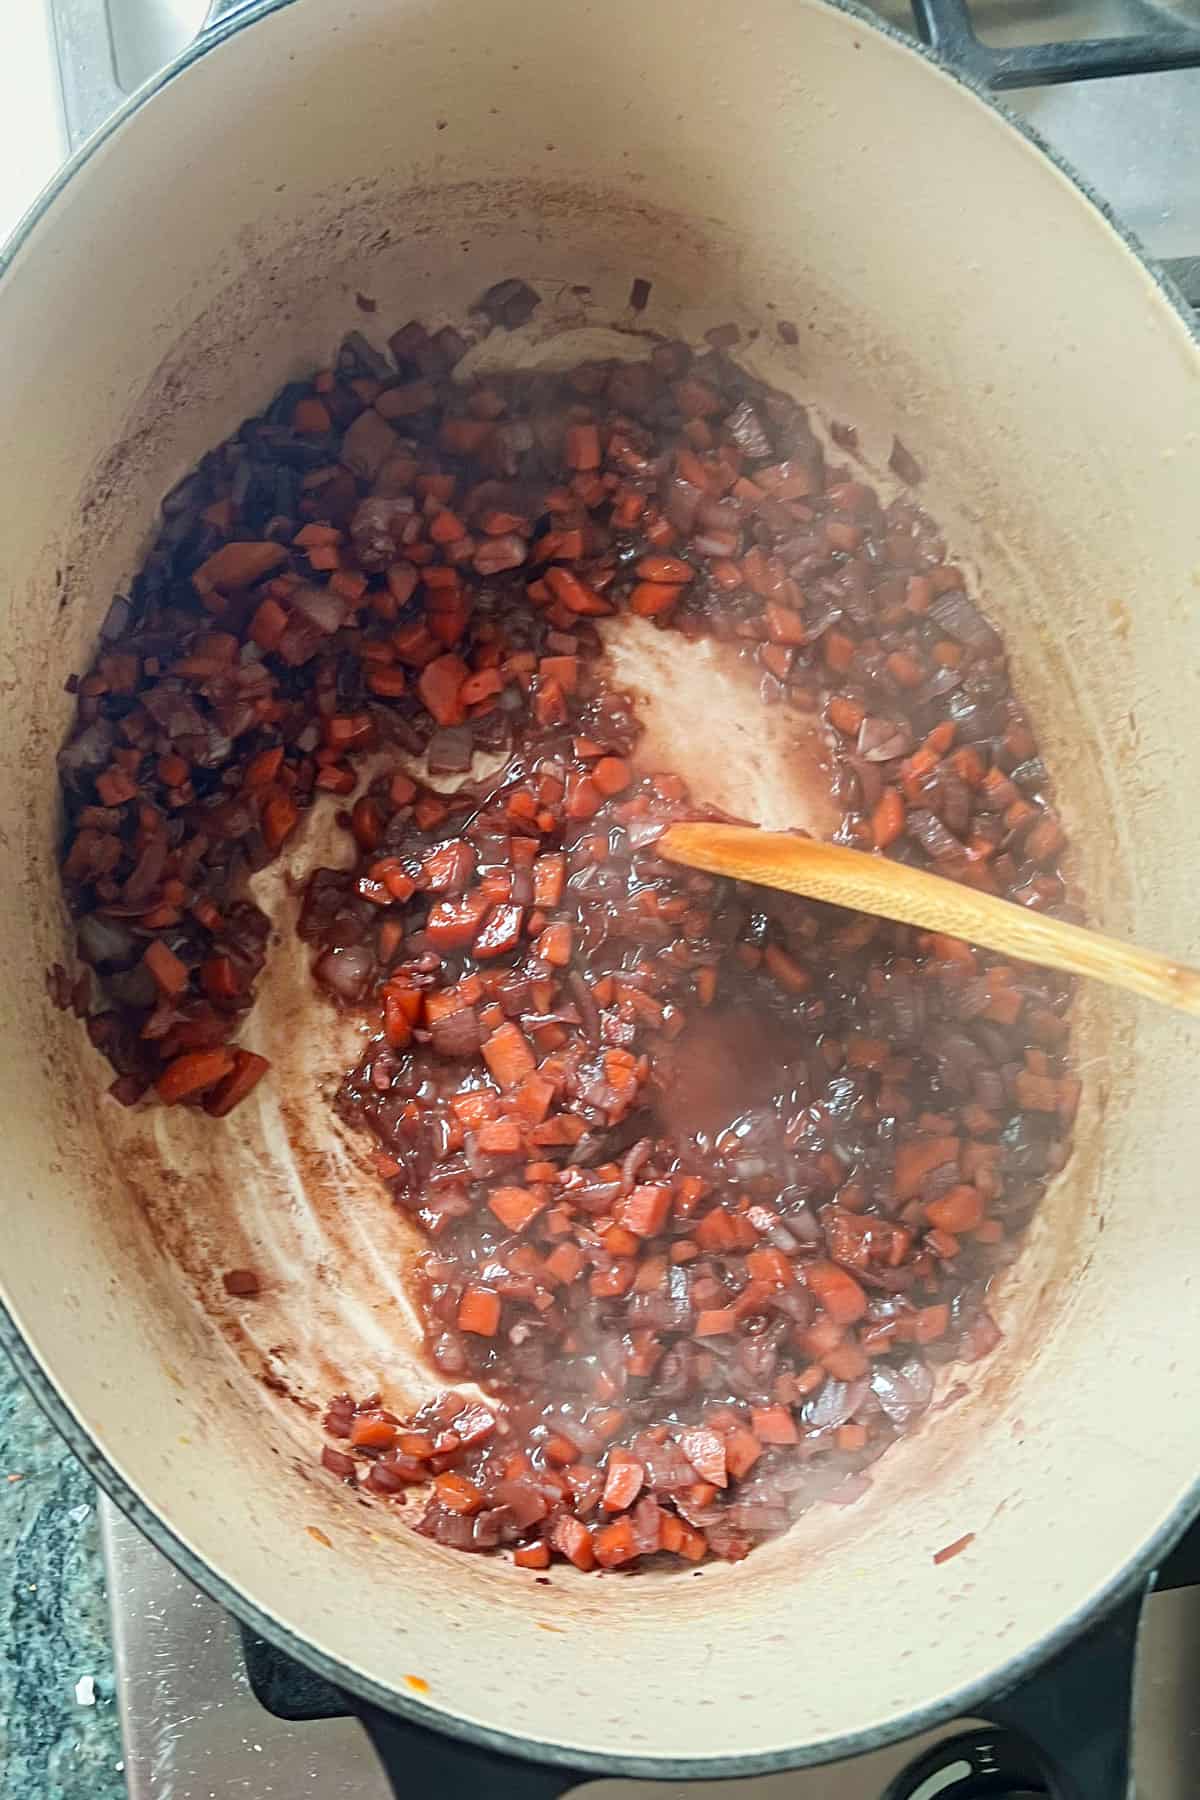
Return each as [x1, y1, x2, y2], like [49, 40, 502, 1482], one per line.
[660, 823, 1200, 1018]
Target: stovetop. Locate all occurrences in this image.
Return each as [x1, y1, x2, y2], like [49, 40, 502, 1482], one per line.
[38, 0, 1199, 1795]
[99, 1496, 1200, 1798]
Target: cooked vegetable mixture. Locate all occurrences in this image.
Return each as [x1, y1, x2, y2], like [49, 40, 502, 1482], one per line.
[56, 289, 1076, 1572]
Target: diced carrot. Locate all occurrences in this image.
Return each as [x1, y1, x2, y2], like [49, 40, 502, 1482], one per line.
[204, 1049, 270, 1117]
[746, 1247, 794, 1288]
[373, 859, 419, 903]
[475, 507, 528, 535]
[565, 423, 602, 471]
[474, 902, 526, 959]
[1057, 1076, 1082, 1121]
[449, 1086, 495, 1131]
[658, 1512, 685, 1554]
[544, 567, 612, 616]
[545, 1242, 586, 1286]
[458, 1285, 502, 1336]
[534, 921, 572, 967]
[366, 665, 409, 699]
[805, 1260, 869, 1325]
[434, 1471, 484, 1514]
[824, 1342, 870, 1381]
[477, 1119, 522, 1154]
[157, 752, 189, 787]
[619, 1184, 672, 1238]
[873, 789, 906, 850]
[241, 746, 284, 792]
[1014, 1070, 1062, 1112]
[193, 541, 287, 593]
[428, 508, 466, 545]
[565, 772, 602, 819]
[488, 1186, 548, 1233]
[549, 1514, 595, 1571]
[800, 1320, 844, 1362]
[425, 891, 492, 949]
[633, 1255, 669, 1296]
[629, 581, 683, 617]
[751, 1405, 798, 1445]
[481, 1022, 537, 1091]
[925, 1185, 985, 1233]
[381, 986, 415, 1050]
[824, 629, 857, 674]
[156, 1047, 236, 1104]
[590, 1261, 635, 1299]
[262, 792, 299, 853]
[350, 1415, 398, 1450]
[695, 1206, 738, 1252]
[532, 854, 566, 908]
[763, 943, 811, 993]
[410, 653, 467, 726]
[513, 1542, 552, 1570]
[525, 1112, 582, 1148]
[249, 596, 289, 651]
[293, 396, 332, 433]
[668, 1517, 709, 1561]
[695, 1308, 737, 1336]
[510, 1074, 554, 1124]
[601, 1452, 644, 1512]
[377, 564, 418, 617]
[679, 1427, 727, 1488]
[933, 1531, 976, 1567]
[313, 765, 353, 795]
[293, 523, 342, 548]
[756, 644, 790, 680]
[323, 713, 373, 752]
[593, 1517, 638, 1568]
[763, 602, 807, 645]
[143, 938, 189, 998]
[532, 673, 567, 728]
[724, 1425, 763, 1480]
[395, 1431, 435, 1459]
[893, 1135, 961, 1201]
[95, 767, 137, 807]
[591, 757, 631, 797]
[828, 695, 865, 736]
[887, 650, 924, 688]
[199, 955, 240, 1004]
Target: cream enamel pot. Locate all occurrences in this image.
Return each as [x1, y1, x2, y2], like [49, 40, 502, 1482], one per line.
[2, 0, 1199, 1792]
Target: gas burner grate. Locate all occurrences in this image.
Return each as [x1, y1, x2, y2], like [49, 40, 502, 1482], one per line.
[909, 0, 1200, 86]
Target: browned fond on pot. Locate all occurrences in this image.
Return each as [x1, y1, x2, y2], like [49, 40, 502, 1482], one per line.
[0, 0, 1197, 1771]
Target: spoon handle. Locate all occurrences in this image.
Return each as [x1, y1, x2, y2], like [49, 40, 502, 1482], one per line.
[660, 823, 1200, 1018]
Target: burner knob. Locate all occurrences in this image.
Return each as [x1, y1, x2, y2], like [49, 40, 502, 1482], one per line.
[883, 1729, 1050, 1800]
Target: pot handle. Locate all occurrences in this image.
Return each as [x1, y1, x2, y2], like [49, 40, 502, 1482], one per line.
[48, 0, 263, 154]
[984, 1585, 1146, 1800]
[352, 1697, 586, 1800]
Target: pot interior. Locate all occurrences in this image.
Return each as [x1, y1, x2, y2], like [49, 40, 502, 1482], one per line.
[1, 0, 1199, 1769]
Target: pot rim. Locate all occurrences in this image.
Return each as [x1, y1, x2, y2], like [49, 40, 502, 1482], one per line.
[3, 0, 1198, 1777]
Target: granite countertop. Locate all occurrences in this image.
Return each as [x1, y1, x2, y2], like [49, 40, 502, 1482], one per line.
[1, 1361, 125, 1799]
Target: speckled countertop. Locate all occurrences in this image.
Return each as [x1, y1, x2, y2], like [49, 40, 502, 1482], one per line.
[1, 1360, 125, 1799]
